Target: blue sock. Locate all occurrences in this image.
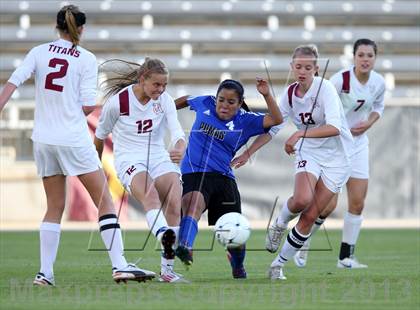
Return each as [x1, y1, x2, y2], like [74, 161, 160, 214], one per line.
[178, 216, 198, 249]
[227, 245, 246, 269]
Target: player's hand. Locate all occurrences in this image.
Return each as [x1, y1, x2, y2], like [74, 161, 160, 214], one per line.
[284, 131, 302, 155]
[231, 152, 250, 169]
[351, 121, 371, 136]
[256, 78, 270, 97]
[169, 148, 185, 164]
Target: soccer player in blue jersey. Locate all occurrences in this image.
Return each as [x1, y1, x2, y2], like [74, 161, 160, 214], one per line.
[173, 78, 282, 278]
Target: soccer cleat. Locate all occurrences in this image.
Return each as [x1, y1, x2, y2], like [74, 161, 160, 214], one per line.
[265, 223, 287, 253]
[112, 263, 156, 283]
[226, 251, 247, 279]
[232, 266, 247, 279]
[159, 268, 189, 283]
[33, 272, 55, 286]
[268, 265, 287, 280]
[293, 238, 311, 268]
[337, 257, 368, 269]
[175, 245, 193, 267]
[161, 229, 176, 259]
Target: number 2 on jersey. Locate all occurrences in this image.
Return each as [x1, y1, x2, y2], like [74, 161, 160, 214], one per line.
[45, 58, 69, 92]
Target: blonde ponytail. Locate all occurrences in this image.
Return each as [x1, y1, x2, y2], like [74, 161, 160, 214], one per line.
[100, 58, 169, 100]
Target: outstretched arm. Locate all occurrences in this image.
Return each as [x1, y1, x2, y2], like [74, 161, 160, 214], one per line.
[231, 133, 273, 169]
[0, 83, 17, 113]
[256, 78, 283, 128]
[174, 96, 189, 110]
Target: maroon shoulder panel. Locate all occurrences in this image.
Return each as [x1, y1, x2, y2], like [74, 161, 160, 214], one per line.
[288, 82, 298, 108]
[342, 70, 351, 93]
[119, 89, 129, 116]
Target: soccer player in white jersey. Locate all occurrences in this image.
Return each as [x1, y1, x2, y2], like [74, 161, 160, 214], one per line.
[266, 45, 355, 280]
[0, 5, 155, 286]
[233, 45, 353, 279]
[94, 58, 187, 283]
[293, 39, 385, 269]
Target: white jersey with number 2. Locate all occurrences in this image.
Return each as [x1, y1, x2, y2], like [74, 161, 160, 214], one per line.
[8, 38, 98, 147]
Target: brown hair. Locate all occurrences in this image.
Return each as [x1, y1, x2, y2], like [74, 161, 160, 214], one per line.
[56, 5, 86, 47]
[100, 57, 169, 100]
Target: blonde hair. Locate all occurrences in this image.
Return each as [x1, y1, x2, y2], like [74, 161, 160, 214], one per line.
[292, 44, 319, 64]
[100, 57, 169, 100]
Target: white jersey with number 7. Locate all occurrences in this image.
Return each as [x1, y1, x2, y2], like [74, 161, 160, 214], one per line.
[8, 38, 97, 147]
[329, 66, 385, 147]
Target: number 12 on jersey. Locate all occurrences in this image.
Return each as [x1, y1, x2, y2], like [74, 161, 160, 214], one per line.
[136, 119, 153, 134]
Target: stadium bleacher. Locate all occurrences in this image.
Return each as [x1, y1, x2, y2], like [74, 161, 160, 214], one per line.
[0, 0, 418, 219]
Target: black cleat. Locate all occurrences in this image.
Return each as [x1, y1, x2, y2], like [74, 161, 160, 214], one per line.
[175, 245, 193, 267]
[112, 263, 155, 283]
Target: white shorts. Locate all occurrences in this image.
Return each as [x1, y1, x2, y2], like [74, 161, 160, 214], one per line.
[117, 158, 180, 194]
[33, 142, 102, 177]
[294, 153, 351, 193]
[349, 143, 369, 179]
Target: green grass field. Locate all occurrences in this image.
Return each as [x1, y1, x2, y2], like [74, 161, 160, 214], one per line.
[0, 229, 419, 310]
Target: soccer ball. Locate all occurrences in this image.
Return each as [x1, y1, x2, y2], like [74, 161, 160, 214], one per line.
[214, 212, 251, 248]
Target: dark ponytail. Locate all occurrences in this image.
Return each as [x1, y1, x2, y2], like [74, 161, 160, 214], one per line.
[56, 5, 86, 47]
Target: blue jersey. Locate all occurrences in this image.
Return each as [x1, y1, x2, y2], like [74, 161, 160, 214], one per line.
[181, 95, 266, 179]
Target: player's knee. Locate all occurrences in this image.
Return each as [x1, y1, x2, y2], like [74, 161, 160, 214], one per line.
[165, 204, 181, 219]
[349, 205, 364, 215]
[292, 196, 312, 212]
[349, 200, 364, 214]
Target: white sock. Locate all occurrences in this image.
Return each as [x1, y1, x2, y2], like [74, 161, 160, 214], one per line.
[99, 214, 127, 270]
[39, 222, 61, 279]
[272, 226, 311, 267]
[146, 209, 168, 238]
[276, 199, 299, 226]
[161, 257, 175, 273]
[342, 211, 363, 245]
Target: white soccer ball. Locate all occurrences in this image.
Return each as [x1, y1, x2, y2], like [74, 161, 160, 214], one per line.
[214, 212, 251, 248]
